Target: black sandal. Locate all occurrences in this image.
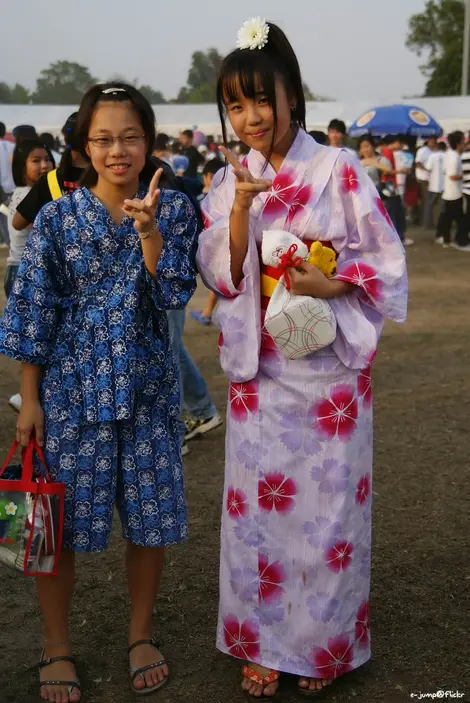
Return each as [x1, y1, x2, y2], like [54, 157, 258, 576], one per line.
[38, 650, 81, 700]
[128, 636, 169, 696]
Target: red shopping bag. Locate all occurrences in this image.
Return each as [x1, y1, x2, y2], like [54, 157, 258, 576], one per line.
[0, 439, 65, 576]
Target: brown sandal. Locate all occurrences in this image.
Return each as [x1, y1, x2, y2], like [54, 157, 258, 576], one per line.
[242, 665, 280, 697]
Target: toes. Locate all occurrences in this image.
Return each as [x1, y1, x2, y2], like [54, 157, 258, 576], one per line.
[299, 678, 309, 689]
[132, 674, 145, 690]
[70, 691, 81, 703]
[263, 681, 279, 696]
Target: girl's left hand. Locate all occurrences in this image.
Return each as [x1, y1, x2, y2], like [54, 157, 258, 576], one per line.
[123, 168, 163, 235]
[288, 262, 333, 298]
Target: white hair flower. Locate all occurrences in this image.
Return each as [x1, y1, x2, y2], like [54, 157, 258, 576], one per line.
[236, 17, 270, 51]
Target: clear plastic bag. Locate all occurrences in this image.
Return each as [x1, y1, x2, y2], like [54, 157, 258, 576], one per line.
[0, 440, 64, 576]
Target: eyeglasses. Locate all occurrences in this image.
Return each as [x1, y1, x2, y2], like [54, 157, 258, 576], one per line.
[87, 134, 146, 148]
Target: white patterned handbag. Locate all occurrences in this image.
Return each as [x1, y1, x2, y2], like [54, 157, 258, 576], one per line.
[261, 230, 337, 360]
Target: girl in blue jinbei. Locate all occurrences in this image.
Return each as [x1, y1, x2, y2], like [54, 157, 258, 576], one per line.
[0, 82, 198, 702]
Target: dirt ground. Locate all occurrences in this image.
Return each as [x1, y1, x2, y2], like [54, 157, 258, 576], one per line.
[0, 228, 468, 703]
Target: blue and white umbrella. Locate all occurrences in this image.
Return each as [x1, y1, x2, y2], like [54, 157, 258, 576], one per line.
[348, 104, 443, 138]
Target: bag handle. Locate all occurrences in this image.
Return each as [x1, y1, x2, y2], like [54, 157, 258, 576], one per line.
[0, 438, 52, 483]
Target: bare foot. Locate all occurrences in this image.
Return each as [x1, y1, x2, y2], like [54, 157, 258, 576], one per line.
[241, 664, 280, 697]
[298, 677, 333, 693]
[129, 642, 169, 692]
[39, 643, 80, 703]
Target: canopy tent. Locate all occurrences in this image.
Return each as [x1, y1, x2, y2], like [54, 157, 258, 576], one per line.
[2, 96, 470, 141]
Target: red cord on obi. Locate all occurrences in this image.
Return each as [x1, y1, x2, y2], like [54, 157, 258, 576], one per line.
[277, 243, 304, 291]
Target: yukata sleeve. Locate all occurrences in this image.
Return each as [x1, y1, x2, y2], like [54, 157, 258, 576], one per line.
[145, 191, 198, 310]
[327, 151, 408, 369]
[0, 204, 65, 365]
[196, 168, 261, 382]
[196, 168, 260, 299]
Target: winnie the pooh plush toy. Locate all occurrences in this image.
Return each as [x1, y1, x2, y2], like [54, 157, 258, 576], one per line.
[307, 241, 337, 278]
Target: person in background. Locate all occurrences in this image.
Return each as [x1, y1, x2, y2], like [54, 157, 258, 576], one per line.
[190, 158, 225, 326]
[415, 138, 437, 225]
[436, 131, 470, 251]
[423, 142, 446, 230]
[461, 131, 470, 235]
[6, 140, 54, 297]
[12, 113, 88, 231]
[357, 134, 392, 187]
[153, 132, 172, 165]
[179, 129, 205, 178]
[309, 130, 327, 145]
[40, 132, 62, 164]
[380, 135, 414, 246]
[6, 140, 54, 412]
[0, 121, 15, 247]
[13, 124, 37, 146]
[394, 142, 414, 202]
[327, 118, 356, 156]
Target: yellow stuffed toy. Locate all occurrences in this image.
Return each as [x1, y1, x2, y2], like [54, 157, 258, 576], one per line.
[307, 241, 337, 278]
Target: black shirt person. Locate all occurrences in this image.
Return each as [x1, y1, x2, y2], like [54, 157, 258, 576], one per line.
[178, 129, 204, 178]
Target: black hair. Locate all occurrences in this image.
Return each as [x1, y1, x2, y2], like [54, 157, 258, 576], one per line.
[216, 22, 306, 163]
[382, 134, 402, 146]
[238, 141, 250, 155]
[14, 125, 37, 146]
[155, 132, 169, 151]
[181, 129, 193, 139]
[40, 132, 55, 151]
[328, 119, 346, 134]
[438, 141, 447, 152]
[448, 131, 464, 150]
[0, 122, 6, 138]
[12, 139, 55, 187]
[202, 158, 224, 177]
[357, 135, 376, 150]
[75, 82, 156, 188]
[308, 130, 327, 145]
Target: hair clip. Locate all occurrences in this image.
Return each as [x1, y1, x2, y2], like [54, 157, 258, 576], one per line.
[236, 17, 270, 51]
[101, 87, 127, 95]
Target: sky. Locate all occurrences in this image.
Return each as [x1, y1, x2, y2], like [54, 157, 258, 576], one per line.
[0, 0, 428, 102]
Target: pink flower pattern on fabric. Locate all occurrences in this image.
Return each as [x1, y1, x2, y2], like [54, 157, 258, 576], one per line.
[311, 385, 358, 441]
[339, 163, 361, 193]
[258, 472, 297, 514]
[262, 171, 298, 219]
[337, 262, 383, 301]
[223, 614, 260, 660]
[258, 554, 287, 603]
[229, 380, 259, 422]
[358, 366, 372, 407]
[312, 635, 353, 679]
[355, 601, 370, 649]
[227, 487, 249, 519]
[324, 541, 354, 573]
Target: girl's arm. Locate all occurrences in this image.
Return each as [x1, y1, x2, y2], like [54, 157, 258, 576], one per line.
[220, 148, 272, 288]
[139, 230, 163, 279]
[17, 363, 45, 447]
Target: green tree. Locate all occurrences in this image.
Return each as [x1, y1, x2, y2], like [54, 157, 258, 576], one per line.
[139, 85, 166, 104]
[32, 61, 97, 104]
[406, 0, 466, 96]
[176, 48, 223, 103]
[0, 82, 30, 104]
[9, 84, 30, 104]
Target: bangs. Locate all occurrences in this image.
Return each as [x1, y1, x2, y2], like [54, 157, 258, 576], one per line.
[218, 50, 278, 106]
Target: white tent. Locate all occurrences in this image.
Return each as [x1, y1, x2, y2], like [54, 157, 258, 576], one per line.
[2, 96, 470, 139]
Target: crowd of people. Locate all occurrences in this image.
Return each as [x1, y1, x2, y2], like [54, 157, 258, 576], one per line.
[0, 18, 460, 699]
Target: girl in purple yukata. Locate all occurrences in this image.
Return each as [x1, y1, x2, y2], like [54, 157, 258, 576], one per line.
[0, 83, 197, 701]
[196, 18, 407, 698]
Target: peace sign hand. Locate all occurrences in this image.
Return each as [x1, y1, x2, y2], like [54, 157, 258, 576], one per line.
[219, 146, 272, 211]
[123, 168, 163, 235]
